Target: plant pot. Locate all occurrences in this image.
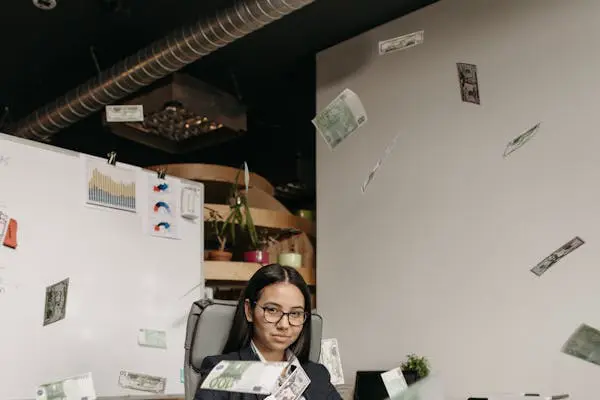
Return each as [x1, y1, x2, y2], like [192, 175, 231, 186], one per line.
[244, 250, 269, 264]
[402, 370, 420, 386]
[208, 250, 233, 261]
[278, 252, 302, 268]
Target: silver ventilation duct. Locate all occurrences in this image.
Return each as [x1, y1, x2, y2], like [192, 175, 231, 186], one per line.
[10, 0, 314, 141]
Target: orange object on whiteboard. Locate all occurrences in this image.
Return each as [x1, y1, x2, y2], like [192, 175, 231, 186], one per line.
[3, 218, 17, 249]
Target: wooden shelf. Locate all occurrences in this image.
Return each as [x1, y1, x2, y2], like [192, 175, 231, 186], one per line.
[147, 163, 275, 195]
[204, 261, 316, 285]
[204, 203, 316, 237]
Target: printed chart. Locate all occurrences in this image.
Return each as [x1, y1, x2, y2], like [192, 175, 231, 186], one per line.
[147, 177, 179, 240]
[85, 159, 137, 212]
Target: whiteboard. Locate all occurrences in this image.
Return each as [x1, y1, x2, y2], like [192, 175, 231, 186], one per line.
[0, 133, 204, 399]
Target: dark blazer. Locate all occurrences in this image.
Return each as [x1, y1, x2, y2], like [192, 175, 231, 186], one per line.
[194, 346, 342, 400]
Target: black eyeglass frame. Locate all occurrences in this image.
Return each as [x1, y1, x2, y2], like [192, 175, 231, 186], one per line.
[253, 302, 310, 326]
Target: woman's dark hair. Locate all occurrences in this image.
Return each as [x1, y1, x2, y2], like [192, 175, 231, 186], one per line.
[222, 263, 312, 363]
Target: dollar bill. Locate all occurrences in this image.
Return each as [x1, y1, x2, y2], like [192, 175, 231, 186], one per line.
[503, 122, 541, 158]
[312, 89, 367, 150]
[386, 373, 444, 400]
[200, 360, 288, 395]
[561, 323, 600, 366]
[361, 132, 401, 194]
[117, 370, 166, 394]
[319, 338, 344, 385]
[36, 372, 96, 400]
[379, 31, 424, 55]
[457, 62, 480, 105]
[530, 236, 584, 277]
[381, 367, 408, 399]
[267, 366, 310, 400]
[138, 328, 167, 349]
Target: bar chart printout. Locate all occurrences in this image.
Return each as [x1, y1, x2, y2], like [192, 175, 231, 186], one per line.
[85, 159, 137, 212]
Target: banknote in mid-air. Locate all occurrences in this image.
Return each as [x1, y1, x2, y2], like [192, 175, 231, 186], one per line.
[319, 338, 345, 385]
[503, 122, 541, 158]
[267, 366, 311, 400]
[379, 31, 424, 55]
[361, 132, 401, 194]
[457, 62, 480, 105]
[138, 328, 167, 349]
[561, 323, 600, 366]
[381, 367, 408, 399]
[118, 370, 166, 394]
[312, 88, 367, 151]
[200, 360, 288, 395]
[36, 372, 96, 400]
[530, 236, 584, 277]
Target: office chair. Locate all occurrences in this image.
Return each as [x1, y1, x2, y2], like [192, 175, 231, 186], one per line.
[183, 299, 323, 400]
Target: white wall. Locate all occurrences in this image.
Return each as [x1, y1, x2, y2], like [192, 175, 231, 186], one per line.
[316, 0, 600, 398]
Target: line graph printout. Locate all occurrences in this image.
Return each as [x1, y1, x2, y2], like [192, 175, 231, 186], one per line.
[85, 158, 137, 212]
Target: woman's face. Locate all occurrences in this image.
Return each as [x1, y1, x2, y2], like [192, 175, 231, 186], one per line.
[245, 282, 306, 354]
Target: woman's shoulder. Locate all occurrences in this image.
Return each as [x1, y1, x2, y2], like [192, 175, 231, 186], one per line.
[302, 361, 332, 382]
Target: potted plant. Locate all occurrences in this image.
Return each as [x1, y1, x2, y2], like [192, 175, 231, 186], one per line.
[277, 230, 303, 268]
[224, 166, 258, 248]
[204, 206, 233, 261]
[244, 228, 278, 264]
[401, 353, 430, 385]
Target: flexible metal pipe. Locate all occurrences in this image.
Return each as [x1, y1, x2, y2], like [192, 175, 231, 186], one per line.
[11, 0, 314, 141]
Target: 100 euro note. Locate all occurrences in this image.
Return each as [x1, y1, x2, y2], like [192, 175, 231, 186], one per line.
[312, 88, 367, 151]
[200, 360, 288, 395]
[561, 323, 600, 366]
[118, 370, 166, 394]
[36, 372, 96, 400]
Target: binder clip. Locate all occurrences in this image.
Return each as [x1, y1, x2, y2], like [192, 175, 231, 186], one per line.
[107, 151, 117, 166]
[157, 168, 167, 180]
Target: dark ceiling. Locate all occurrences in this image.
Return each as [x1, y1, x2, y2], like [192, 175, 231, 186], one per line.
[0, 0, 437, 209]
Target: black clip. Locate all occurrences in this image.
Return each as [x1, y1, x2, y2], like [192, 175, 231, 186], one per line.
[107, 151, 117, 166]
[157, 168, 167, 180]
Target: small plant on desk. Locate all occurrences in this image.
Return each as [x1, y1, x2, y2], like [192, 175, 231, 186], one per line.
[243, 228, 279, 265]
[401, 353, 430, 385]
[205, 206, 233, 261]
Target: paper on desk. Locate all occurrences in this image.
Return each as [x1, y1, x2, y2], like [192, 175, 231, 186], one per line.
[313, 89, 367, 151]
[381, 367, 408, 399]
[200, 360, 288, 395]
[36, 372, 96, 400]
[319, 338, 344, 385]
[386, 373, 444, 400]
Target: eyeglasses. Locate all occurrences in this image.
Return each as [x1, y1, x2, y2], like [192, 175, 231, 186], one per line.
[255, 303, 308, 326]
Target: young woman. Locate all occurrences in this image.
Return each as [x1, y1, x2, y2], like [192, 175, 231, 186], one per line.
[194, 263, 342, 400]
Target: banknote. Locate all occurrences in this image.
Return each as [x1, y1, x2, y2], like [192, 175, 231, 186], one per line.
[200, 360, 288, 395]
[312, 89, 367, 151]
[386, 373, 444, 400]
[561, 323, 600, 366]
[457, 62, 480, 105]
[530, 236, 584, 277]
[138, 328, 167, 349]
[379, 31, 424, 55]
[319, 338, 344, 385]
[268, 366, 310, 400]
[118, 370, 166, 394]
[36, 372, 96, 400]
[43, 278, 69, 326]
[503, 123, 541, 157]
[361, 132, 401, 194]
[381, 367, 408, 399]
